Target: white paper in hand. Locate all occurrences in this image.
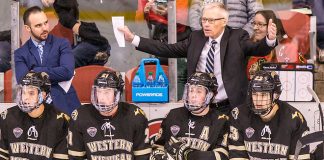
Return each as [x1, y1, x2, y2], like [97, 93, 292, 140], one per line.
[112, 16, 125, 47]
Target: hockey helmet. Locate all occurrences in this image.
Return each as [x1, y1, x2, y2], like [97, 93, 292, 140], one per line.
[91, 70, 124, 113]
[16, 71, 51, 113]
[248, 70, 282, 116]
[182, 72, 218, 114]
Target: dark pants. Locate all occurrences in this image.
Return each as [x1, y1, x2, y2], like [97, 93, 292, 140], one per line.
[73, 41, 107, 68]
[318, 30, 324, 49]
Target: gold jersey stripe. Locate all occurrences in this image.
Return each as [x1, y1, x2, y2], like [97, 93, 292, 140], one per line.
[0, 148, 8, 154]
[228, 145, 246, 151]
[134, 148, 152, 156]
[53, 153, 69, 159]
[68, 150, 86, 157]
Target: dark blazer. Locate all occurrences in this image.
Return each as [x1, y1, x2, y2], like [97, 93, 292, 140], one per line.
[14, 34, 81, 114]
[136, 27, 275, 107]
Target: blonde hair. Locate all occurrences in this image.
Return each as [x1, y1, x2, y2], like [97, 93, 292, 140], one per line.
[202, 2, 229, 22]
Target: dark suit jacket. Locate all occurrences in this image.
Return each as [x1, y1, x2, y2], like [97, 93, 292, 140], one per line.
[14, 34, 81, 114]
[136, 27, 275, 107]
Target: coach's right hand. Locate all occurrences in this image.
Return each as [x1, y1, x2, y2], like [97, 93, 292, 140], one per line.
[118, 26, 135, 42]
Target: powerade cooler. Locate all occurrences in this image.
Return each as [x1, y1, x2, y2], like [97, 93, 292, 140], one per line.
[132, 58, 169, 102]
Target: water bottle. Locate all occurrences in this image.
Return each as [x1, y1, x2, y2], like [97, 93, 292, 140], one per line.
[157, 72, 166, 87]
[132, 72, 142, 87]
[146, 72, 155, 87]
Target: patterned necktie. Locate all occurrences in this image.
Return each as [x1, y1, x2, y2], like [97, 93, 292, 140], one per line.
[37, 43, 44, 64]
[205, 40, 217, 73]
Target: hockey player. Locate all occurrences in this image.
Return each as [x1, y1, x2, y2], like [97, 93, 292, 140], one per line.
[150, 72, 229, 160]
[68, 70, 151, 160]
[0, 71, 69, 160]
[228, 70, 310, 159]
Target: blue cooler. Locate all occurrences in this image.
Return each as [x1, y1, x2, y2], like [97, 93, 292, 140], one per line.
[132, 58, 169, 103]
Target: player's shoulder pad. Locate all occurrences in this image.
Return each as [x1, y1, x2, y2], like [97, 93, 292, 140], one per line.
[121, 102, 147, 118]
[166, 107, 187, 119]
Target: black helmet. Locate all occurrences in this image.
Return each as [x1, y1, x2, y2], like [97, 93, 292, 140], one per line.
[17, 71, 51, 113]
[187, 72, 218, 94]
[20, 71, 51, 94]
[183, 72, 218, 114]
[248, 70, 282, 116]
[91, 70, 124, 113]
[93, 70, 124, 92]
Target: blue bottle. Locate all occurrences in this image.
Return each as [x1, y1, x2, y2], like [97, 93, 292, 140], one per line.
[157, 72, 166, 87]
[132, 72, 142, 87]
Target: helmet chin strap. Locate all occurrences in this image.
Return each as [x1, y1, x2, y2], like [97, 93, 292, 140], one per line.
[190, 104, 207, 114]
[260, 103, 279, 122]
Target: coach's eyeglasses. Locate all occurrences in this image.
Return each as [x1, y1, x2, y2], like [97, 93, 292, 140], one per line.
[201, 17, 225, 24]
[251, 22, 267, 28]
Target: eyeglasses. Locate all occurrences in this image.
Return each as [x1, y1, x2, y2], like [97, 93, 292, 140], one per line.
[201, 17, 224, 24]
[251, 22, 267, 28]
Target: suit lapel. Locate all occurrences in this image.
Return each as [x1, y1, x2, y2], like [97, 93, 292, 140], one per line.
[28, 39, 41, 65]
[192, 31, 208, 71]
[220, 27, 229, 69]
[42, 35, 53, 65]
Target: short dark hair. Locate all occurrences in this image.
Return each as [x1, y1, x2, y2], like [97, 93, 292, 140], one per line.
[23, 6, 43, 25]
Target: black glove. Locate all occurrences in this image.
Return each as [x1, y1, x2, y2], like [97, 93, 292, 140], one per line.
[164, 137, 192, 160]
[150, 148, 167, 160]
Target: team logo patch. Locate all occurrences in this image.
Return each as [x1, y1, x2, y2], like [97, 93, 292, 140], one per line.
[13, 127, 23, 138]
[71, 110, 78, 121]
[27, 126, 38, 141]
[261, 125, 272, 143]
[231, 107, 239, 120]
[0, 110, 7, 120]
[170, 125, 180, 136]
[185, 119, 196, 137]
[101, 122, 115, 139]
[87, 127, 97, 137]
[245, 127, 255, 138]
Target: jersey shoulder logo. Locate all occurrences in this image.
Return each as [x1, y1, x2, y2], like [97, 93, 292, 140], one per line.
[57, 113, 70, 121]
[71, 110, 78, 121]
[292, 111, 304, 123]
[134, 108, 146, 117]
[231, 107, 239, 120]
[0, 110, 8, 120]
[218, 114, 229, 120]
